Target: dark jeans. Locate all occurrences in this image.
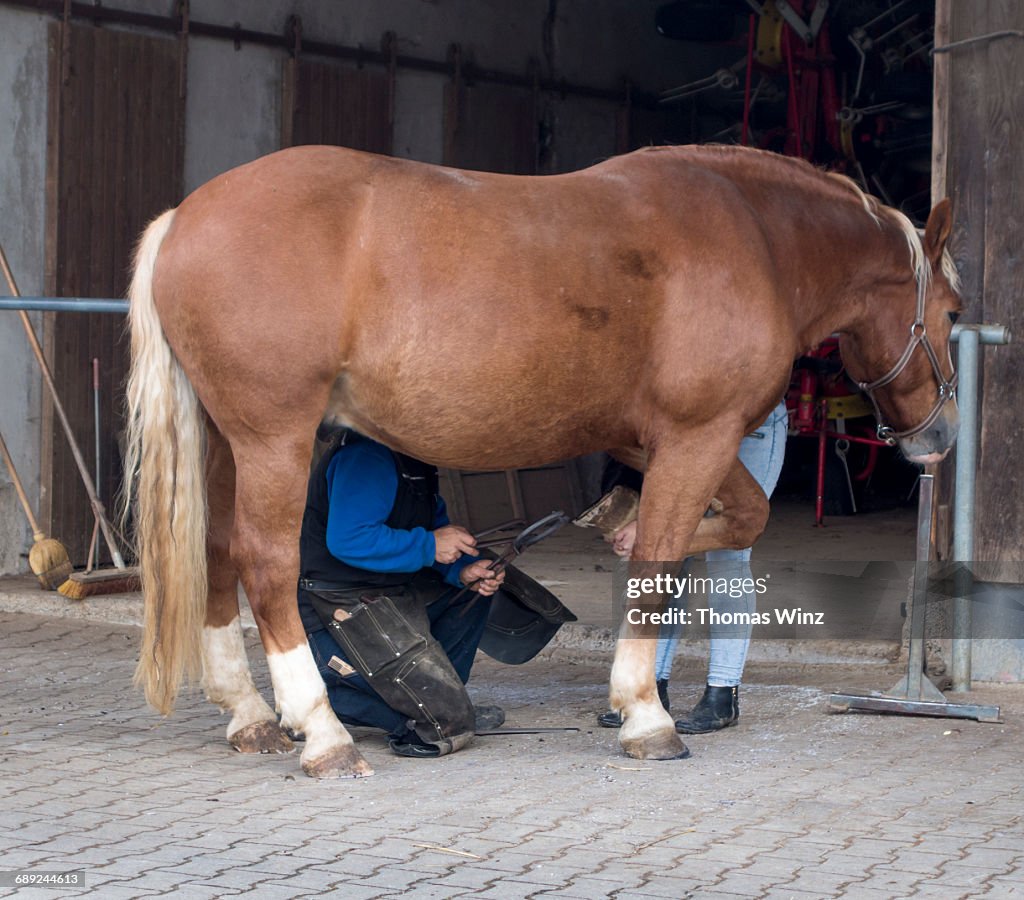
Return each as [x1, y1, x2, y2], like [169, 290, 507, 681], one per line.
[307, 588, 493, 736]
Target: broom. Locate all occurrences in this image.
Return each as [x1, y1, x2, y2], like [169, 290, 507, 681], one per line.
[0, 429, 73, 589]
[61, 358, 141, 599]
[0, 243, 139, 599]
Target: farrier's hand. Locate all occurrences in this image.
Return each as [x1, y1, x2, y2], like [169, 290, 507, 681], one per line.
[433, 525, 478, 564]
[459, 560, 506, 596]
[609, 520, 637, 558]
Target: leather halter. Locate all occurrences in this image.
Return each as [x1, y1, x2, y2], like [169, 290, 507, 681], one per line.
[856, 276, 958, 446]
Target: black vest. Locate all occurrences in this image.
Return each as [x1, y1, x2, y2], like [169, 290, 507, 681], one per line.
[299, 431, 440, 591]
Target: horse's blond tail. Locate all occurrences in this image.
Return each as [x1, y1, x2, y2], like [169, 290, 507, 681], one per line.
[123, 208, 207, 715]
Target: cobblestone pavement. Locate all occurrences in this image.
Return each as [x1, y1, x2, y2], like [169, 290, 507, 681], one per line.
[2, 611, 1023, 899]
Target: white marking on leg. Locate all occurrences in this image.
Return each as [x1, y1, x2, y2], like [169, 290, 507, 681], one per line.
[267, 644, 355, 763]
[611, 638, 674, 743]
[201, 618, 276, 739]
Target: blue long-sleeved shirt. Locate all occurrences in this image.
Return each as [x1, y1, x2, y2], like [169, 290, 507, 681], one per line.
[324, 439, 473, 589]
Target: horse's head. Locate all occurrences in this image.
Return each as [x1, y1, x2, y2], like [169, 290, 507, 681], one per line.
[839, 199, 962, 464]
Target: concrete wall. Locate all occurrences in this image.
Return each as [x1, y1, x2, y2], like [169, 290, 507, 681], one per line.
[0, 7, 49, 574]
[177, 0, 716, 187]
[184, 37, 283, 193]
[0, 0, 715, 573]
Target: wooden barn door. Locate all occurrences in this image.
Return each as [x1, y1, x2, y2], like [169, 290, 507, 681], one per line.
[281, 50, 394, 153]
[440, 59, 585, 531]
[44, 22, 185, 564]
[443, 58, 537, 175]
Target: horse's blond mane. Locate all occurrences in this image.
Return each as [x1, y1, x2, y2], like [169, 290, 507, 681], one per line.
[940, 247, 962, 294]
[823, 171, 942, 299]
[825, 171, 962, 297]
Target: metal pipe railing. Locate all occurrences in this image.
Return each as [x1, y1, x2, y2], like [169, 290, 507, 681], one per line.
[0, 297, 128, 314]
[948, 323, 1012, 691]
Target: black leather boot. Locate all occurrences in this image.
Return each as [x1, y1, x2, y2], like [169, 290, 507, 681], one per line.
[597, 679, 670, 728]
[674, 685, 738, 734]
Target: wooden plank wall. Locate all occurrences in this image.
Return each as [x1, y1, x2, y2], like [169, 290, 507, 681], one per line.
[443, 81, 537, 175]
[48, 23, 184, 564]
[933, 0, 1024, 563]
[282, 58, 393, 154]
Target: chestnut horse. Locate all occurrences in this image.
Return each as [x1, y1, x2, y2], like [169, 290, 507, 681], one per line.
[123, 144, 960, 778]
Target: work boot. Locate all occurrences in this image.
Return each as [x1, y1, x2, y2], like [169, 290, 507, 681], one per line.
[597, 679, 670, 728]
[674, 685, 738, 734]
[388, 729, 441, 758]
[474, 705, 506, 731]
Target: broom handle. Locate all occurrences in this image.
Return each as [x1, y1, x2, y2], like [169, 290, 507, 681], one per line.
[0, 429, 45, 541]
[0, 244, 126, 569]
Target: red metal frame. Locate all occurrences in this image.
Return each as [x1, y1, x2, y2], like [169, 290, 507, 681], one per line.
[786, 338, 893, 526]
[742, 0, 844, 164]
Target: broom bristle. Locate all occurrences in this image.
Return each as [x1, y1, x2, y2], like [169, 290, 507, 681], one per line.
[57, 567, 142, 600]
[28, 538, 74, 591]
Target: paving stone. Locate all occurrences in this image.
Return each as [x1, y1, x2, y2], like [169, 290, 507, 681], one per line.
[2, 609, 1024, 900]
[398, 885, 478, 899]
[957, 847, 1021, 871]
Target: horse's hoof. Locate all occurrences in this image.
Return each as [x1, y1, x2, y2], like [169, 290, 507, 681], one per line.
[229, 720, 295, 754]
[301, 743, 374, 779]
[621, 727, 691, 760]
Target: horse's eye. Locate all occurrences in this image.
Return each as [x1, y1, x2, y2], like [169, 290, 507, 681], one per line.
[948, 311, 961, 325]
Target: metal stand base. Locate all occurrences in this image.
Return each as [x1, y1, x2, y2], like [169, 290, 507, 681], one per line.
[828, 692, 1002, 723]
[828, 475, 1002, 725]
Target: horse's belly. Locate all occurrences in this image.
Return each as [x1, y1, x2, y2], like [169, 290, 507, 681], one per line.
[326, 369, 626, 471]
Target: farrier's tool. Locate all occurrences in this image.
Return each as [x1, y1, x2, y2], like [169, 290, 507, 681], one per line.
[472, 518, 527, 548]
[453, 510, 570, 611]
[475, 727, 581, 736]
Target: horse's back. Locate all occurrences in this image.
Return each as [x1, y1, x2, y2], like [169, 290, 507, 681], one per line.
[151, 145, 794, 467]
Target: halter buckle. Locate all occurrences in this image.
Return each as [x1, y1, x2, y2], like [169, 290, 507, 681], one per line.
[876, 424, 897, 446]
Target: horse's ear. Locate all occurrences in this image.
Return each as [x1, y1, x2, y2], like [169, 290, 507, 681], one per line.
[923, 198, 953, 267]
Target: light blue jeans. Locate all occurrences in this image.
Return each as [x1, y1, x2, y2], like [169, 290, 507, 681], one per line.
[654, 401, 788, 687]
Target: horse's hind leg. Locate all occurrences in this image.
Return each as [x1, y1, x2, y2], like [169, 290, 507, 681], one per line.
[201, 424, 293, 754]
[231, 437, 372, 779]
[687, 457, 770, 554]
[611, 423, 744, 760]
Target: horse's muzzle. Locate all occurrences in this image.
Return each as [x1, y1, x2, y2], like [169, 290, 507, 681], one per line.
[900, 406, 959, 464]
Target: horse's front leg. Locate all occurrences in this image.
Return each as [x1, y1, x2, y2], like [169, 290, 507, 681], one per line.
[610, 424, 744, 760]
[201, 424, 293, 754]
[231, 440, 373, 779]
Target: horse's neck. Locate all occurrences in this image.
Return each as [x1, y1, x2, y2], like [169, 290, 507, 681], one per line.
[762, 191, 906, 353]
[684, 148, 911, 352]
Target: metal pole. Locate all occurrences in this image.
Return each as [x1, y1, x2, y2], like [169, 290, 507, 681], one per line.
[0, 297, 129, 314]
[827, 472, 999, 721]
[906, 474, 934, 700]
[951, 327, 980, 691]
[950, 322, 1011, 345]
